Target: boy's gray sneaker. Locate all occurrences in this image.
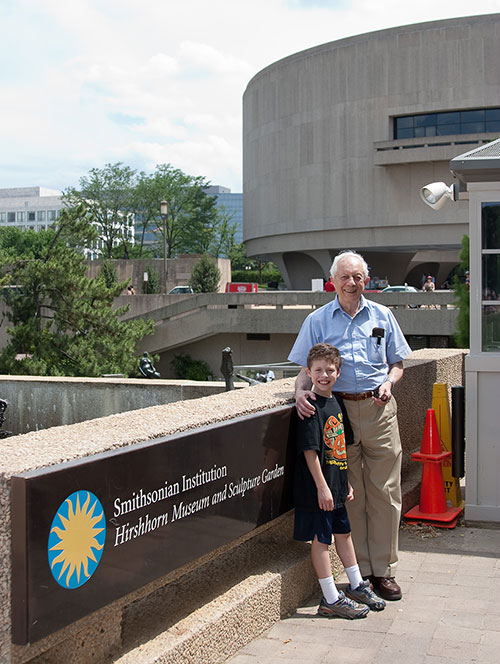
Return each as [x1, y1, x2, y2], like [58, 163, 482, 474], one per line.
[317, 591, 369, 619]
[345, 579, 386, 611]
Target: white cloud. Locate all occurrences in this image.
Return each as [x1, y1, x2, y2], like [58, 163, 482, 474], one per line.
[2, 0, 500, 192]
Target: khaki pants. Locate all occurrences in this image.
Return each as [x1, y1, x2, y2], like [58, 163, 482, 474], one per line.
[344, 397, 402, 578]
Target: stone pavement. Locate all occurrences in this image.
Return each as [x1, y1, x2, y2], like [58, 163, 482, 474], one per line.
[226, 522, 500, 664]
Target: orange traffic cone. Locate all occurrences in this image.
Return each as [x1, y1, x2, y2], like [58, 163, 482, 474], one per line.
[405, 408, 463, 528]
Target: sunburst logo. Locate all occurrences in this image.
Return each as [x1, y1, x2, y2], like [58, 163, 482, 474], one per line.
[48, 490, 106, 589]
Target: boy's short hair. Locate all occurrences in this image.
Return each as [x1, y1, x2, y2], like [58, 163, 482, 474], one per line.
[306, 343, 342, 370]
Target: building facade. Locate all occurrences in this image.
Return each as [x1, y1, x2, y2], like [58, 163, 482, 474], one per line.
[243, 14, 500, 289]
[204, 185, 243, 246]
[0, 187, 62, 232]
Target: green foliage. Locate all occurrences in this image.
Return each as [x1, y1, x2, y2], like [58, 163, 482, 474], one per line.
[229, 243, 283, 284]
[63, 163, 136, 259]
[453, 235, 470, 348]
[231, 266, 283, 285]
[189, 255, 221, 293]
[0, 218, 154, 377]
[99, 260, 118, 288]
[142, 266, 162, 294]
[171, 353, 212, 381]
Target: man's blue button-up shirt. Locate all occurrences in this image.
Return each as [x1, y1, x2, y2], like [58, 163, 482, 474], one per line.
[288, 296, 412, 393]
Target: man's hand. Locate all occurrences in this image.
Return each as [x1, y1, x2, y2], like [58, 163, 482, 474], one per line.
[295, 389, 316, 419]
[372, 382, 392, 406]
[317, 485, 334, 511]
[346, 483, 354, 502]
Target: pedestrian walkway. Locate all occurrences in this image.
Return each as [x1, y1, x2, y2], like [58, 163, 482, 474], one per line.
[226, 522, 500, 663]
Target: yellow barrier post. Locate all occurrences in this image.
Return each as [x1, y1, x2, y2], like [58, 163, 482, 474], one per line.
[431, 383, 465, 510]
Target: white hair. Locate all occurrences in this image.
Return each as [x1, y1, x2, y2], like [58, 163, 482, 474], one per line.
[330, 250, 369, 279]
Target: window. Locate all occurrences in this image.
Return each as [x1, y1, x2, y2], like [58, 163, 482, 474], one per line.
[28, 211, 36, 222]
[7, 212, 15, 223]
[394, 107, 500, 139]
[37, 210, 46, 222]
[17, 211, 26, 222]
[481, 203, 500, 351]
[0, 212, 6, 223]
[48, 210, 57, 221]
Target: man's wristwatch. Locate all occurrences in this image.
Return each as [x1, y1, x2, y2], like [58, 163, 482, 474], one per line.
[384, 377, 395, 388]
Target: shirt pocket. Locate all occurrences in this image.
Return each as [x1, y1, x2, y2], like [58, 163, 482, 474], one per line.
[366, 336, 387, 364]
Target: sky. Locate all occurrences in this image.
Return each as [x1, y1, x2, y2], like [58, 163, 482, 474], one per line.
[2, 0, 500, 194]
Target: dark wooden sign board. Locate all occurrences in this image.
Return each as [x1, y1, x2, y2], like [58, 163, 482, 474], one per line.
[11, 405, 296, 644]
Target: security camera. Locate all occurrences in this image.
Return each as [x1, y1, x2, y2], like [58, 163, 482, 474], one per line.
[420, 182, 457, 210]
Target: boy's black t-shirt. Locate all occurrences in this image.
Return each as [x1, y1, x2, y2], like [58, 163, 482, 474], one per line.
[293, 394, 353, 511]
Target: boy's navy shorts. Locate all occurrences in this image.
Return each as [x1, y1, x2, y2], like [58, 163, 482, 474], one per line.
[293, 505, 351, 545]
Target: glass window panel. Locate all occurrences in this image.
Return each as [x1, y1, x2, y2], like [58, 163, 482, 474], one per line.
[17, 211, 25, 221]
[460, 109, 485, 123]
[396, 127, 414, 139]
[48, 210, 57, 221]
[485, 120, 500, 133]
[396, 116, 414, 129]
[414, 127, 426, 137]
[485, 108, 500, 121]
[437, 112, 460, 124]
[28, 211, 35, 221]
[37, 210, 46, 221]
[460, 121, 485, 134]
[425, 126, 436, 137]
[482, 304, 500, 351]
[482, 255, 500, 300]
[0, 212, 5, 223]
[482, 203, 500, 249]
[7, 212, 15, 222]
[437, 124, 460, 135]
[414, 114, 437, 127]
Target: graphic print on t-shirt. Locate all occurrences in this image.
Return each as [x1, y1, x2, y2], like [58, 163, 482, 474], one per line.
[324, 414, 347, 470]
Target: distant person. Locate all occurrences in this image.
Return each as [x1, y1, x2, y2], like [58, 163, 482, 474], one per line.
[423, 276, 435, 292]
[293, 343, 385, 618]
[127, 285, 136, 295]
[324, 279, 335, 292]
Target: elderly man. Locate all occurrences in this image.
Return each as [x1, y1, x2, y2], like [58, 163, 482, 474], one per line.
[288, 250, 412, 600]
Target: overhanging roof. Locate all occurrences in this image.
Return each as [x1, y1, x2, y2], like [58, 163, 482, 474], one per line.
[450, 138, 500, 183]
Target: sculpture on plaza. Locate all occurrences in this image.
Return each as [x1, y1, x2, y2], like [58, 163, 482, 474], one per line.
[139, 352, 160, 379]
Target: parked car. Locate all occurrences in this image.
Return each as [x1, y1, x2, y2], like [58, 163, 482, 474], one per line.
[380, 285, 419, 293]
[380, 284, 419, 308]
[168, 285, 194, 294]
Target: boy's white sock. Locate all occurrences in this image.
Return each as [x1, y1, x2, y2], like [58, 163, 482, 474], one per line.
[345, 564, 363, 590]
[318, 576, 339, 604]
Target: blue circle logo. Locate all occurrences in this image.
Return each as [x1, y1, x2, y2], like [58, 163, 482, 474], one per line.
[48, 490, 106, 589]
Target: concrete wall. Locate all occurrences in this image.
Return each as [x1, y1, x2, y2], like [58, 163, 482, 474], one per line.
[85, 256, 231, 294]
[0, 349, 466, 663]
[0, 376, 231, 436]
[243, 14, 500, 288]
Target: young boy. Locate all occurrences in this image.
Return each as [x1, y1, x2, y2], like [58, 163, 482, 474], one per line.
[293, 343, 386, 619]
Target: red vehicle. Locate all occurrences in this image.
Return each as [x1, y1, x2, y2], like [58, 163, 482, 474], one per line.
[225, 282, 258, 293]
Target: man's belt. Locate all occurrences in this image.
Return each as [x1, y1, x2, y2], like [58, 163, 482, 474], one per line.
[334, 391, 374, 401]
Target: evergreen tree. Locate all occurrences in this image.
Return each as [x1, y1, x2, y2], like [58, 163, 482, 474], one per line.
[189, 255, 221, 293]
[0, 211, 153, 377]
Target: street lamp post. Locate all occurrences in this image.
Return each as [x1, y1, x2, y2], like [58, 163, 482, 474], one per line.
[160, 200, 168, 293]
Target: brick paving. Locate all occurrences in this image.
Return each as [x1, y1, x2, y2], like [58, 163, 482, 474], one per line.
[226, 522, 500, 664]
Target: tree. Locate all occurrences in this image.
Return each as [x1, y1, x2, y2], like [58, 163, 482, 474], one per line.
[453, 235, 470, 348]
[63, 162, 136, 259]
[189, 255, 221, 293]
[0, 212, 153, 377]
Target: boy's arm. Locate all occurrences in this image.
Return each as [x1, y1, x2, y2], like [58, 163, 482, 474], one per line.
[303, 450, 334, 511]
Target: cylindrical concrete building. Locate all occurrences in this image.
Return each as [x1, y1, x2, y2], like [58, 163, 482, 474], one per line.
[243, 14, 500, 289]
